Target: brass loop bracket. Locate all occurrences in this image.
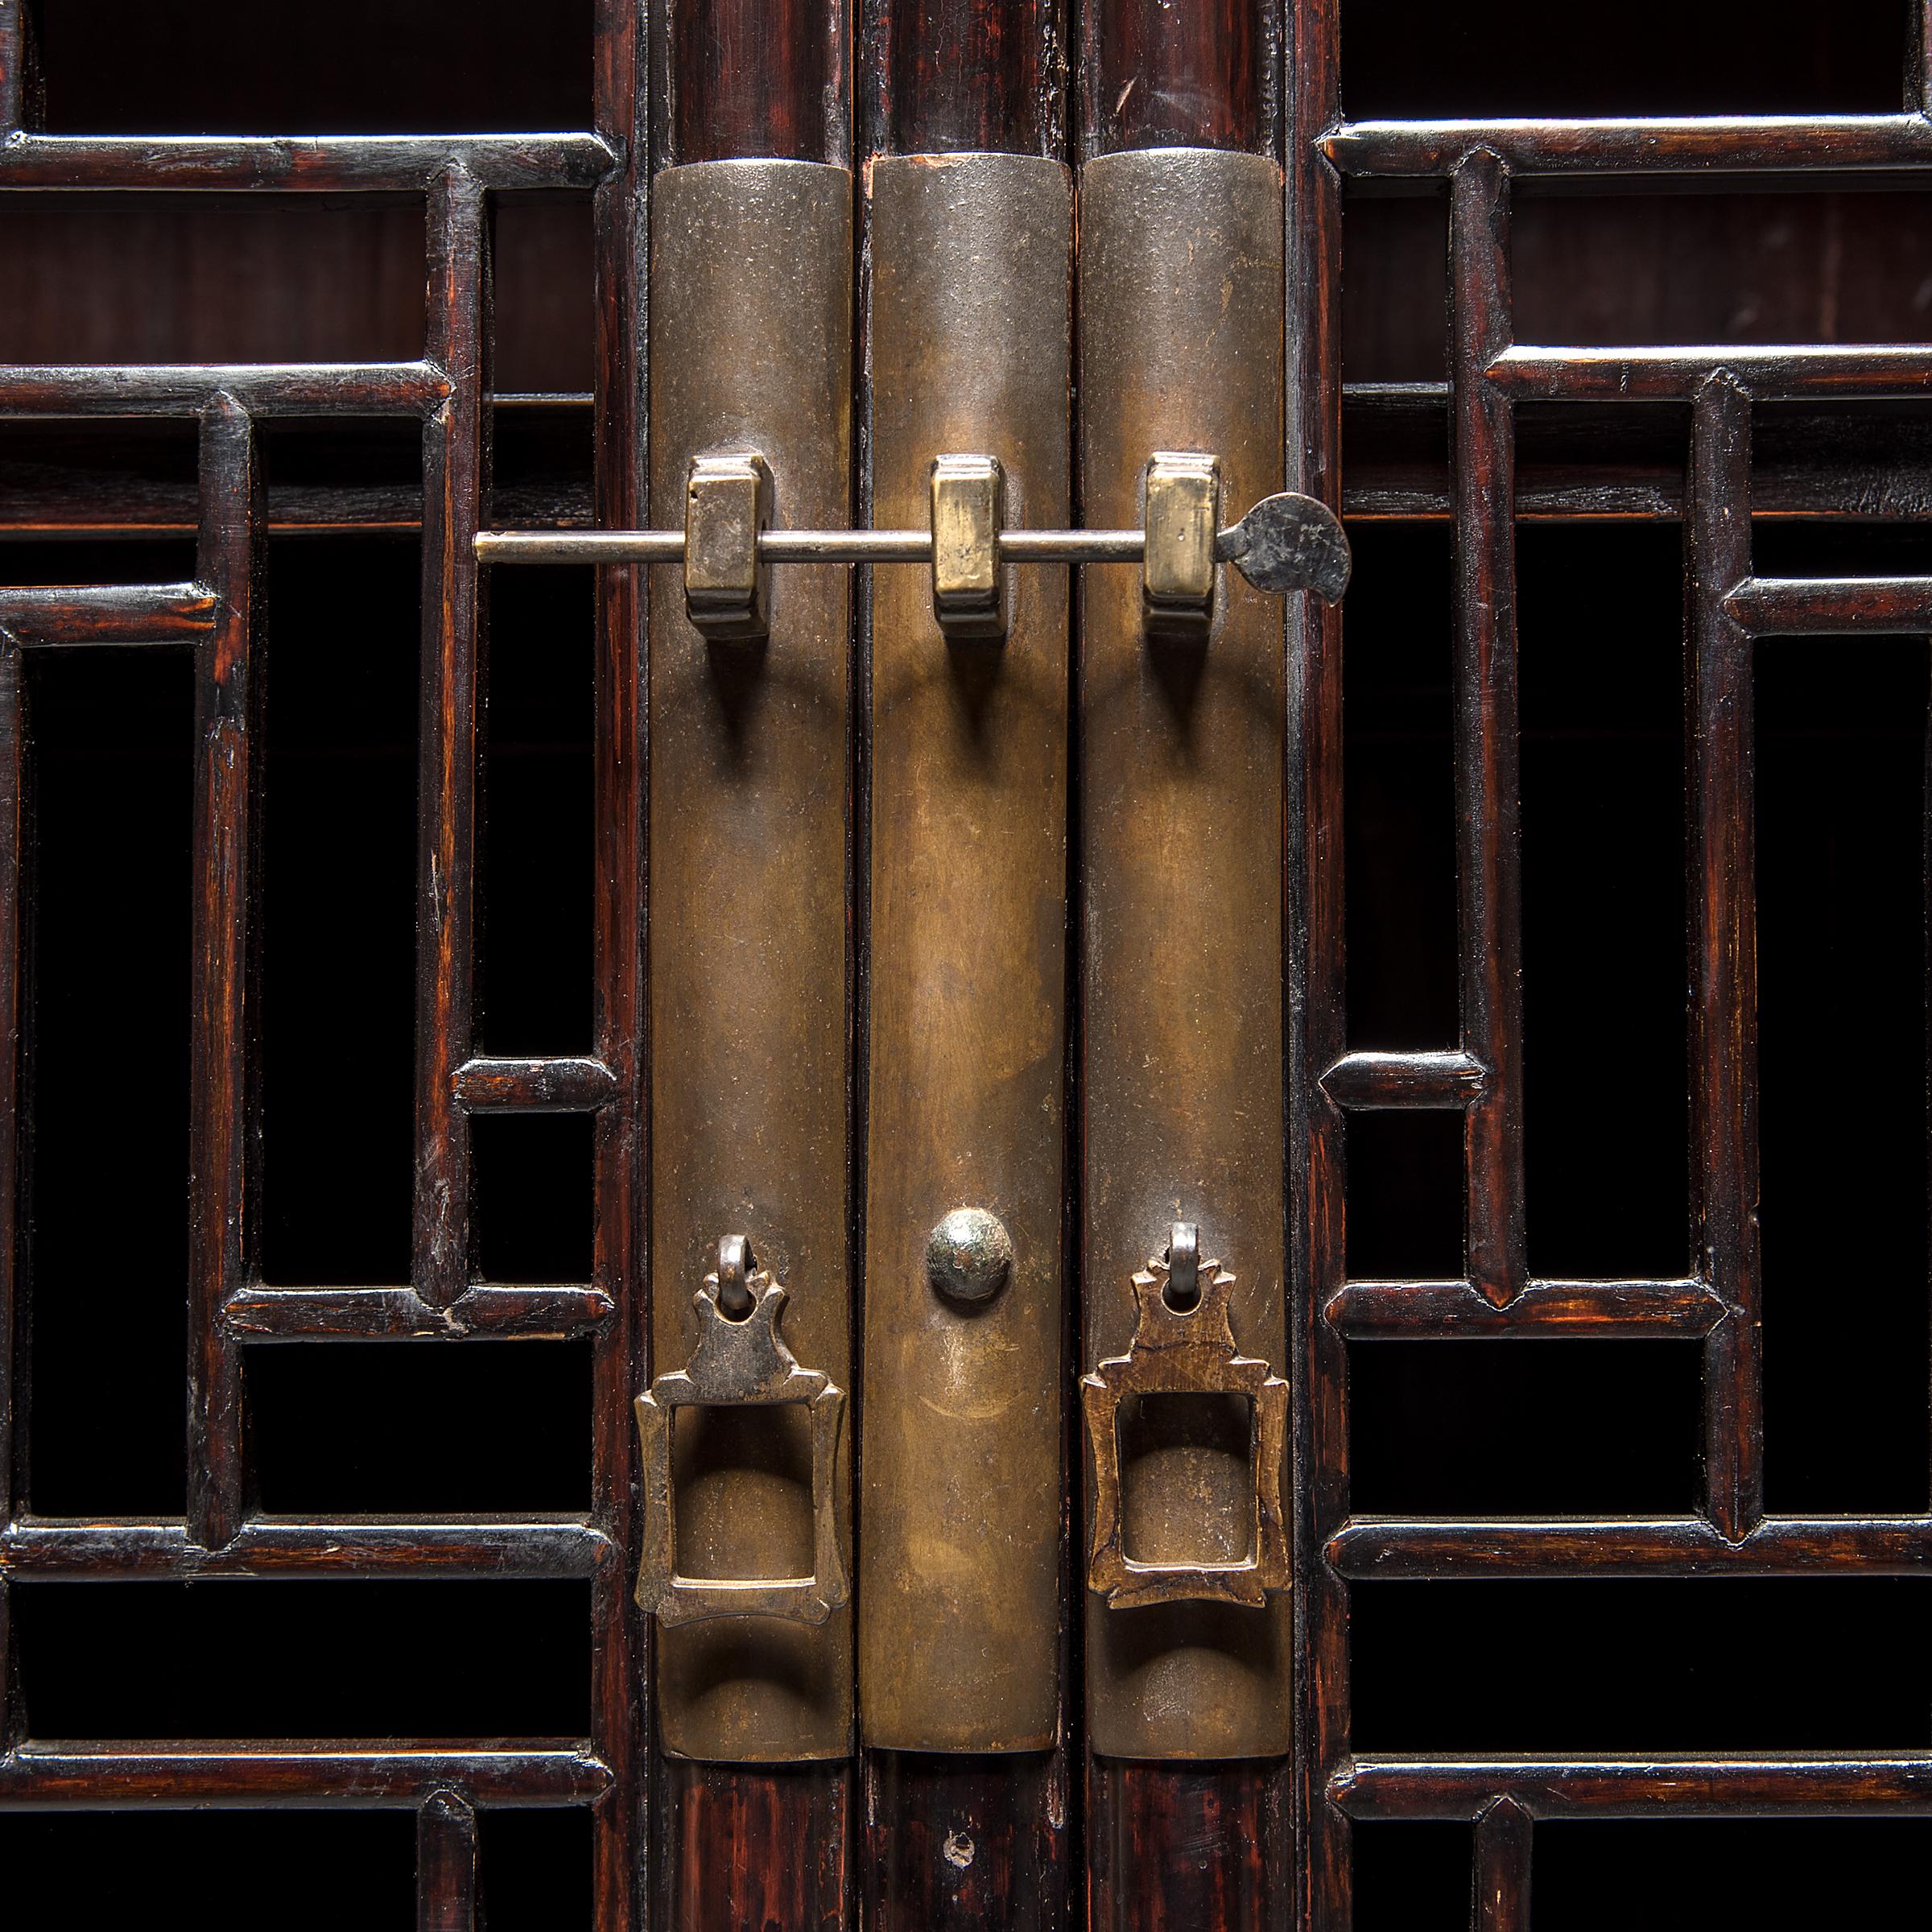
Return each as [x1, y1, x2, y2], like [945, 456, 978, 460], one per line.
[634, 1234, 850, 1629]
[476, 449, 1352, 645]
[1082, 1223, 1291, 1611]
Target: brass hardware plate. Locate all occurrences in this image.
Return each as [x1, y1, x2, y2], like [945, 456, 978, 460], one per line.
[1141, 452, 1220, 638]
[929, 452, 1005, 639]
[858, 151, 1071, 1756]
[647, 158, 853, 1764]
[636, 1237, 849, 1626]
[683, 451, 772, 641]
[1084, 1226, 1290, 1610]
[1080, 146, 1292, 1761]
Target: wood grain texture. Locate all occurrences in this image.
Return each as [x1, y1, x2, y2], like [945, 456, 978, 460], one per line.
[863, 1752, 1072, 1930]
[418, 1791, 479, 1932]
[184, 393, 260, 1549]
[865, 0, 1063, 155]
[668, 0, 849, 163]
[412, 162, 489, 1310]
[1088, 1761, 1289, 1932]
[1686, 371, 1764, 1543]
[589, 6, 648, 1926]
[1080, 0, 1269, 156]
[1448, 149, 1527, 1311]
[658, 1760, 849, 1929]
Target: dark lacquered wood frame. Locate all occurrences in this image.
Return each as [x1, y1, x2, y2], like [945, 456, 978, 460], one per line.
[1298, 6, 1932, 1932]
[0, 2, 646, 1928]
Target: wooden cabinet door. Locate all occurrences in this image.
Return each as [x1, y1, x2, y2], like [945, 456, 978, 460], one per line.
[2, 6, 1928, 1929]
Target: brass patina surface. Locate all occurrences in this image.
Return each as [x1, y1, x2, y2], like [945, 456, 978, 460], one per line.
[682, 450, 773, 641]
[647, 158, 853, 1763]
[1141, 451, 1221, 639]
[1079, 146, 1292, 1761]
[636, 1240, 849, 1629]
[1083, 1243, 1290, 1611]
[928, 451, 1007, 639]
[858, 151, 1072, 1755]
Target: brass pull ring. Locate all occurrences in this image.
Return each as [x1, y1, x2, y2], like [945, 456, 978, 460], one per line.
[634, 1234, 849, 1628]
[1081, 1224, 1291, 1611]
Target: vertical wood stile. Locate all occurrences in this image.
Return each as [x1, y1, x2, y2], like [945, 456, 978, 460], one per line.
[414, 163, 491, 1311]
[857, 1, 1073, 1924]
[417, 1790, 480, 1932]
[1686, 371, 1764, 1542]
[1449, 147, 1529, 1310]
[592, 4, 650, 1927]
[0, 0, 20, 133]
[186, 394, 261, 1550]
[1080, 0, 1292, 1921]
[651, 4, 856, 1926]
[663, 0, 849, 165]
[0, 631, 19, 1749]
[1472, 1795, 1532, 1932]
[1286, 1, 1352, 1929]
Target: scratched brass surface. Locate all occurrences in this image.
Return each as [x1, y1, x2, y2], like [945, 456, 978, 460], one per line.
[648, 159, 853, 1763]
[858, 152, 1071, 1753]
[1079, 147, 1291, 1761]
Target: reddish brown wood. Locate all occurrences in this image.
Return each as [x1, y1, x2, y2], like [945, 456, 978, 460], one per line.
[0, 583, 213, 642]
[412, 163, 489, 1310]
[659, 1761, 849, 1929]
[1473, 1796, 1532, 1932]
[0, 635, 19, 1573]
[669, 0, 848, 164]
[2, 1519, 605, 1578]
[0, 132, 612, 190]
[418, 1790, 479, 1932]
[1449, 148, 1528, 1311]
[862, 1753, 1073, 1930]
[1327, 1514, 1932, 1579]
[1080, 0, 1268, 157]
[590, 6, 648, 1930]
[1286, 7, 1348, 1931]
[184, 393, 259, 1549]
[1333, 1755, 1932, 1821]
[0, 1744, 609, 1808]
[1686, 371, 1765, 1542]
[0, 0, 23, 133]
[1088, 1761, 1289, 1932]
[866, 0, 1062, 155]
[220, 1282, 613, 1340]
[1324, 1277, 1723, 1337]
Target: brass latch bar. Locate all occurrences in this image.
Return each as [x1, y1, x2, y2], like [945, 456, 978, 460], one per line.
[476, 449, 1352, 630]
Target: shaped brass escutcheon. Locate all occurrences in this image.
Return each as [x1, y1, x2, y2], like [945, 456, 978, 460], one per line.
[1081, 1224, 1291, 1611]
[634, 1235, 849, 1628]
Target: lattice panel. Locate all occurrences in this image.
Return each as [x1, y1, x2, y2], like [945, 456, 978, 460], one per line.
[1296, 6, 1932, 1926]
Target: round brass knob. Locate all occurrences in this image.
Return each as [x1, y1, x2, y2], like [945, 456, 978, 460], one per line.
[925, 1208, 1013, 1305]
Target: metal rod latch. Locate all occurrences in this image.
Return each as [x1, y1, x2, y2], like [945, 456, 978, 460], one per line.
[476, 449, 1351, 643]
